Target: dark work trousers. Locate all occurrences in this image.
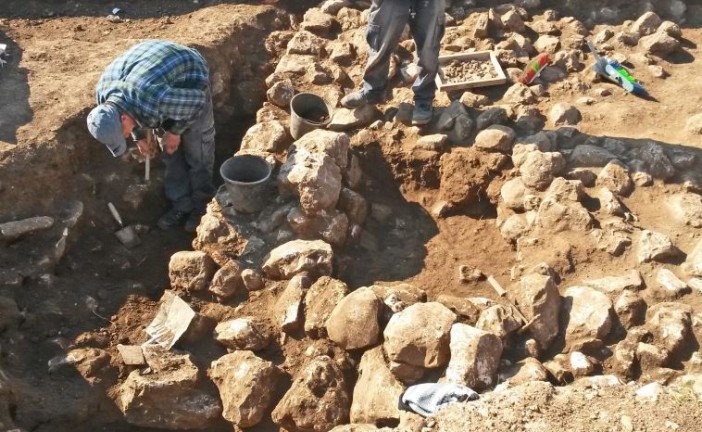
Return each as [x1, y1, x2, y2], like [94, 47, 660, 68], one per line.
[362, 0, 446, 103]
[161, 87, 216, 214]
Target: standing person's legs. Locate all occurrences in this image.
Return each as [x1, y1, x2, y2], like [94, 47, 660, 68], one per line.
[181, 87, 215, 232]
[409, 0, 445, 124]
[342, 0, 411, 108]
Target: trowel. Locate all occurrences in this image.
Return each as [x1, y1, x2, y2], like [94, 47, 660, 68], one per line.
[107, 202, 141, 248]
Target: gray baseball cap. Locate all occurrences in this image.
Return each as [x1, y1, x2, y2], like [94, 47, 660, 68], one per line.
[87, 103, 127, 157]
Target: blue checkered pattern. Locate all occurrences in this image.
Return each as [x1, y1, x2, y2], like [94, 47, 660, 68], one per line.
[96, 40, 209, 135]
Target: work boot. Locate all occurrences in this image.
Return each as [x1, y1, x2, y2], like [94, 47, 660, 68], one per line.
[340, 90, 383, 109]
[157, 208, 190, 230]
[184, 209, 205, 233]
[412, 101, 434, 126]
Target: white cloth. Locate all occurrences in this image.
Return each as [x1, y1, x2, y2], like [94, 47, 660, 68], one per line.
[400, 382, 479, 417]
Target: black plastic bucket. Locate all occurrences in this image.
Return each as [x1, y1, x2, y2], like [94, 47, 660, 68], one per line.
[219, 155, 273, 213]
[290, 92, 332, 140]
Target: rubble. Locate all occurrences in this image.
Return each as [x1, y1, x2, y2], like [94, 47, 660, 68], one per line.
[275, 273, 311, 332]
[169, 251, 217, 292]
[637, 230, 680, 263]
[383, 302, 456, 374]
[262, 239, 333, 279]
[272, 356, 351, 431]
[562, 286, 613, 350]
[327, 286, 383, 350]
[445, 323, 503, 391]
[510, 273, 561, 351]
[210, 351, 281, 428]
[118, 347, 221, 429]
[214, 317, 271, 351]
[350, 347, 404, 425]
[209, 262, 243, 299]
[304, 276, 349, 338]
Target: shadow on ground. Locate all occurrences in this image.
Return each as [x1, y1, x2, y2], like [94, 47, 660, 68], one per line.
[0, 32, 32, 145]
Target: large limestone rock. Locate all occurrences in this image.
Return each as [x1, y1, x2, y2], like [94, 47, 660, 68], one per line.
[327, 287, 383, 350]
[193, 205, 250, 267]
[536, 196, 592, 233]
[597, 162, 634, 196]
[371, 283, 427, 313]
[519, 151, 566, 190]
[350, 347, 404, 425]
[637, 230, 680, 263]
[214, 318, 271, 351]
[278, 149, 343, 215]
[666, 193, 702, 228]
[329, 105, 379, 131]
[262, 240, 333, 280]
[534, 35, 560, 53]
[209, 351, 280, 428]
[209, 262, 243, 300]
[275, 273, 311, 333]
[383, 302, 456, 369]
[510, 273, 561, 351]
[272, 356, 351, 432]
[436, 295, 481, 324]
[598, 188, 626, 217]
[654, 268, 690, 299]
[476, 304, 522, 341]
[445, 324, 503, 391]
[640, 32, 680, 57]
[562, 286, 613, 350]
[292, 129, 350, 169]
[287, 30, 326, 56]
[300, 8, 336, 35]
[499, 358, 550, 385]
[646, 302, 694, 357]
[614, 290, 646, 330]
[503, 83, 536, 105]
[501, 178, 527, 210]
[631, 12, 662, 36]
[287, 207, 349, 246]
[240, 120, 291, 154]
[583, 270, 644, 294]
[549, 103, 581, 126]
[305, 276, 350, 338]
[118, 348, 221, 429]
[474, 125, 517, 153]
[683, 239, 702, 277]
[169, 251, 217, 292]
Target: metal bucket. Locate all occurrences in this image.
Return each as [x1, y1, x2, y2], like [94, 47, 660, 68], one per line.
[289, 93, 332, 140]
[219, 155, 273, 213]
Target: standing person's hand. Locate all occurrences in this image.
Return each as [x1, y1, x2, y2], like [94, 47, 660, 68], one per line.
[162, 132, 181, 154]
[136, 138, 158, 159]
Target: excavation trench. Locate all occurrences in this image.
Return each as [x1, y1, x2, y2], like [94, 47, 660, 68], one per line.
[0, 6, 290, 432]
[3, 1, 702, 431]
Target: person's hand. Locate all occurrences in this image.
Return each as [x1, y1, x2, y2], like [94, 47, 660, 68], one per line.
[136, 138, 158, 159]
[162, 132, 181, 154]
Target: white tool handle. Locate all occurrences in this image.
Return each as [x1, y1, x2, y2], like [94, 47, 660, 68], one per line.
[145, 157, 150, 182]
[107, 202, 124, 227]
